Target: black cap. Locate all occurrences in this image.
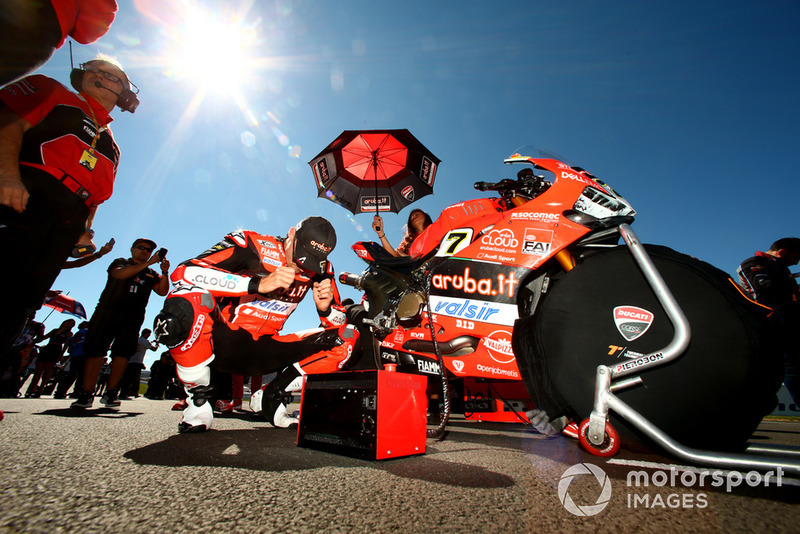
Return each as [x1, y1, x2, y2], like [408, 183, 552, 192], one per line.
[293, 217, 336, 275]
[132, 238, 156, 250]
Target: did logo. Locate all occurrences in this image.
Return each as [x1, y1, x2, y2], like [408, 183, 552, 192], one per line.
[613, 306, 654, 342]
[558, 463, 613, 517]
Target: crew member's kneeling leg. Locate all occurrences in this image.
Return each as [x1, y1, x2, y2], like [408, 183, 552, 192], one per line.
[177, 365, 214, 433]
[295, 324, 360, 375]
[155, 290, 216, 433]
[250, 366, 303, 428]
[250, 324, 360, 427]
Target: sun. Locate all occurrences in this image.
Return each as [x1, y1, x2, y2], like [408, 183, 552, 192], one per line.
[164, 5, 260, 93]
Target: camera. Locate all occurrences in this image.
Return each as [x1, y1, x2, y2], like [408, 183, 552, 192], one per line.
[156, 248, 167, 260]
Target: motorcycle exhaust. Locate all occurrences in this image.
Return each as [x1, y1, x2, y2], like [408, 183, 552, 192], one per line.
[339, 272, 364, 290]
[402, 335, 479, 355]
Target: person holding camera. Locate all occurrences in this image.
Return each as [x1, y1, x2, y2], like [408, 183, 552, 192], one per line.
[71, 238, 169, 409]
[0, 53, 138, 358]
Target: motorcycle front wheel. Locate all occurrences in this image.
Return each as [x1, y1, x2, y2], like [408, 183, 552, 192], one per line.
[512, 244, 783, 452]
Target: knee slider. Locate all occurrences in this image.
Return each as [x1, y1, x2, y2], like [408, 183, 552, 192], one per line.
[153, 297, 195, 348]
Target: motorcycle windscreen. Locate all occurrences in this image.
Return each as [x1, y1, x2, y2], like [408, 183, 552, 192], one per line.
[513, 244, 783, 452]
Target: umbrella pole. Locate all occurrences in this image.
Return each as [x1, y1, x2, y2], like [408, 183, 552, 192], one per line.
[42, 290, 70, 322]
[41, 307, 56, 323]
[372, 152, 379, 213]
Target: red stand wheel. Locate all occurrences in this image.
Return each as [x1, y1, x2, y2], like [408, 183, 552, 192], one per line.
[578, 418, 620, 457]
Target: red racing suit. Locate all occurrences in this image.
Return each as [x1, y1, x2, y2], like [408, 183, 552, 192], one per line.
[163, 230, 353, 388]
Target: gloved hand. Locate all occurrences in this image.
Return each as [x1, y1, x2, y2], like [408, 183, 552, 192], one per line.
[526, 408, 566, 436]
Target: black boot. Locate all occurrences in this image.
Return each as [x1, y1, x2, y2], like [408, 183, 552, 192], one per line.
[254, 366, 301, 427]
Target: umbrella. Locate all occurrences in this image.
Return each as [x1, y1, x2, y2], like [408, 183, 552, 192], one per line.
[43, 290, 87, 319]
[309, 129, 440, 214]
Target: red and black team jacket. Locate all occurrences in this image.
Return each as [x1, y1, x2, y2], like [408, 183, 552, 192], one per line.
[171, 230, 347, 339]
[0, 74, 120, 207]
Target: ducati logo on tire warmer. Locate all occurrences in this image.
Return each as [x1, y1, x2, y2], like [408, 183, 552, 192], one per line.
[613, 306, 654, 341]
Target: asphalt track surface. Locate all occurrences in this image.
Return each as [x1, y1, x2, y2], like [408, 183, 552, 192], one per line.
[1, 397, 799, 533]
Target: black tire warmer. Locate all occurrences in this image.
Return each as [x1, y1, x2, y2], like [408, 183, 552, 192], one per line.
[512, 245, 783, 452]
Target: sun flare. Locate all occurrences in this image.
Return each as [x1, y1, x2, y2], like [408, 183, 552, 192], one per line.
[165, 6, 260, 92]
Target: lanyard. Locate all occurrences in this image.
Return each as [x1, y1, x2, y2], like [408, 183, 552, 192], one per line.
[77, 95, 107, 153]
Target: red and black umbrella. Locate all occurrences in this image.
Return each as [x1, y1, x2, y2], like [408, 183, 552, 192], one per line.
[309, 129, 440, 214]
[43, 290, 87, 319]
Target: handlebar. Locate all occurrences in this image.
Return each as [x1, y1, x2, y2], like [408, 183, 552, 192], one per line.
[473, 179, 516, 192]
[474, 172, 551, 199]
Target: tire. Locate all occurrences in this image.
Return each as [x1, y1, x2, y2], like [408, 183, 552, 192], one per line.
[512, 244, 783, 452]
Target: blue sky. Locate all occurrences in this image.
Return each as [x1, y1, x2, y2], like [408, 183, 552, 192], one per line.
[33, 0, 799, 368]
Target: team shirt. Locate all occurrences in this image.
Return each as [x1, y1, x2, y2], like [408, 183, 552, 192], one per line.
[97, 258, 162, 311]
[0, 74, 120, 206]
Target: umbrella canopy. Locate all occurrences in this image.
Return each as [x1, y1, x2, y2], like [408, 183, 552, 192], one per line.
[43, 291, 87, 319]
[309, 129, 440, 214]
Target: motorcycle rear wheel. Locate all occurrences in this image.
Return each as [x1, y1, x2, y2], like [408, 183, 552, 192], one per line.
[512, 244, 783, 452]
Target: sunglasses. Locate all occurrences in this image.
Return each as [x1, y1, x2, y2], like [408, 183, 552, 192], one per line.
[83, 63, 124, 85]
[135, 245, 154, 252]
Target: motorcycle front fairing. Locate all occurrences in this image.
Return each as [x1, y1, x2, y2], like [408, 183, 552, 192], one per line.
[349, 149, 637, 383]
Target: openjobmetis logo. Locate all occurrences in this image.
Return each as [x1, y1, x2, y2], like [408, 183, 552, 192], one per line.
[613, 306, 654, 342]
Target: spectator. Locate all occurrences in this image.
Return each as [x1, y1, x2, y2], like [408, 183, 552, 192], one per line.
[738, 237, 800, 406]
[71, 239, 170, 409]
[0, 54, 137, 357]
[18, 348, 40, 396]
[0, 0, 118, 87]
[0, 320, 44, 397]
[144, 351, 173, 400]
[153, 216, 358, 433]
[119, 328, 158, 399]
[213, 374, 262, 413]
[53, 321, 90, 398]
[372, 209, 432, 257]
[94, 358, 110, 395]
[25, 319, 74, 397]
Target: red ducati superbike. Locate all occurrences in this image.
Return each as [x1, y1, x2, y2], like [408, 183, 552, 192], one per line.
[340, 147, 799, 474]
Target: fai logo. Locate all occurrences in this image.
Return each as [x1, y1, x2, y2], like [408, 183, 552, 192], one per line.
[613, 306, 654, 341]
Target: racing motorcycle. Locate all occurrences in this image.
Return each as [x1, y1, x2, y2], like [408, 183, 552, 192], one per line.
[338, 148, 784, 463]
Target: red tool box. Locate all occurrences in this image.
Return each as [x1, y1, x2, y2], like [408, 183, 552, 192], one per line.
[297, 370, 427, 460]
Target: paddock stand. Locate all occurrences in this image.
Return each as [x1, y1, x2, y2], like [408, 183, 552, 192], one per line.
[579, 224, 800, 476]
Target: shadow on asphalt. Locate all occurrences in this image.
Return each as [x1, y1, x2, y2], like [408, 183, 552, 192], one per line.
[123, 428, 516, 488]
[34, 407, 143, 419]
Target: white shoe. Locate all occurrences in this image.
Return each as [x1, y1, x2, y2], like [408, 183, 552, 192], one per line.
[271, 403, 299, 428]
[249, 386, 264, 413]
[178, 400, 213, 433]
